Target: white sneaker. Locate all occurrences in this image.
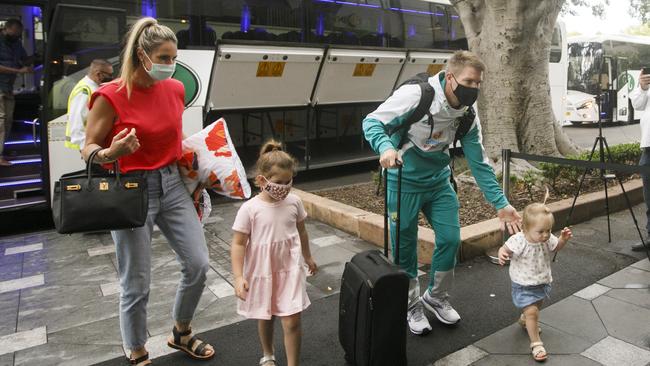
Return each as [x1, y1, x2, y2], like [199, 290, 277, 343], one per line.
[422, 292, 461, 325]
[407, 301, 432, 335]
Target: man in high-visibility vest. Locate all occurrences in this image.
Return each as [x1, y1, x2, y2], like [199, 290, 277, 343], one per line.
[65, 59, 113, 151]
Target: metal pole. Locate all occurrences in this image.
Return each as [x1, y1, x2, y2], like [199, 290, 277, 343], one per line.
[502, 149, 511, 200]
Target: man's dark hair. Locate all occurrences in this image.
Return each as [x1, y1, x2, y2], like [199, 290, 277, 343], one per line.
[4, 18, 23, 30]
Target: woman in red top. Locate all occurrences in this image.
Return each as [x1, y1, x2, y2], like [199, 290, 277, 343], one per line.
[83, 17, 214, 365]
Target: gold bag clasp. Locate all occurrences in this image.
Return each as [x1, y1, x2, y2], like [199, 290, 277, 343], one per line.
[99, 182, 109, 191]
[125, 182, 139, 189]
[65, 184, 81, 191]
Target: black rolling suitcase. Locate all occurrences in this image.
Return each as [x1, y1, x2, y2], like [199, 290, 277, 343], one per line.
[339, 164, 409, 366]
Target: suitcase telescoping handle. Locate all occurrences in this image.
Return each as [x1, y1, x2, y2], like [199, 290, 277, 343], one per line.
[383, 162, 402, 264]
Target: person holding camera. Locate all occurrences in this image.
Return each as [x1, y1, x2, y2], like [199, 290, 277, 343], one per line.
[630, 68, 650, 251]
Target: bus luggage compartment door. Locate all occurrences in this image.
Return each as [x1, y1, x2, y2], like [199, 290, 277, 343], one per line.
[395, 51, 451, 87]
[208, 44, 324, 110]
[311, 48, 406, 105]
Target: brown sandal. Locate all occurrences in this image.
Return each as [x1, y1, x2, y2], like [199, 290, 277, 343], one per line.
[167, 326, 215, 360]
[128, 352, 152, 366]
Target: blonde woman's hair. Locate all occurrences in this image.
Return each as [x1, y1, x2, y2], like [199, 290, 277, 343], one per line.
[118, 17, 177, 97]
[446, 50, 486, 75]
[254, 139, 297, 185]
[522, 203, 554, 232]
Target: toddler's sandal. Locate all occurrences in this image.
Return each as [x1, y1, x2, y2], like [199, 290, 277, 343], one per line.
[519, 314, 542, 334]
[260, 354, 277, 365]
[530, 341, 548, 362]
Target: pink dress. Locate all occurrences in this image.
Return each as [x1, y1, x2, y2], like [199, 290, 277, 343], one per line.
[232, 193, 311, 320]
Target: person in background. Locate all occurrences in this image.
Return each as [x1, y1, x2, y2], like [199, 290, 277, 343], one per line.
[65, 59, 113, 151]
[0, 18, 33, 166]
[630, 69, 650, 252]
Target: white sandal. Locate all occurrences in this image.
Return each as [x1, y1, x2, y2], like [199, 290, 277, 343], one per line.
[260, 355, 277, 366]
[530, 341, 548, 362]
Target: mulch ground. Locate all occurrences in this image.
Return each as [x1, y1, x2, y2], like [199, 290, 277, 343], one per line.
[314, 173, 638, 228]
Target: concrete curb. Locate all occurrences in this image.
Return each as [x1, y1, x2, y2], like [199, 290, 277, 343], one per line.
[294, 179, 644, 264]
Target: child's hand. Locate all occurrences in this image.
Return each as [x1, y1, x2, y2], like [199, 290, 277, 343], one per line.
[560, 227, 573, 241]
[497, 246, 510, 266]
[234, 276, 249, 300]
[305, 257, 318, 275]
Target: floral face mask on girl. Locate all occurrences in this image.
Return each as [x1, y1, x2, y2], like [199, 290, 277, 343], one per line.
[261, 176, 292, 201]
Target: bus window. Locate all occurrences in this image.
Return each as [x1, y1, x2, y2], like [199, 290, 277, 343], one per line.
[212, 1, 303, 44]
[391, 0, 436, 49]
[568, 42, 602, 94]
[448, 8, 467, 49]
[44, 6, 125, 119]
[305, 0, 393, 47]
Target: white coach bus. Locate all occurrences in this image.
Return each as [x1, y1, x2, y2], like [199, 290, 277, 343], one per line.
[566, 34, 650, 125]
[0, 0, 565, 213]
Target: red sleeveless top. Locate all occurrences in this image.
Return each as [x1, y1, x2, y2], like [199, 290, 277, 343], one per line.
[89, 78, 184, 173]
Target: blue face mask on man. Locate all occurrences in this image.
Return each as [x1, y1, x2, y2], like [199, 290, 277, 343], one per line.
[143, 52, 176, 81]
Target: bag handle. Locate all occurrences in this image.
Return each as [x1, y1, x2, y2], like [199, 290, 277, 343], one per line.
[383, 162, 402, 264]
[86, 148, 122, 189]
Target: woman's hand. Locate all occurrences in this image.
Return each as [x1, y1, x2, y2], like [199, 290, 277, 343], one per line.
[106, 128, 140, 159]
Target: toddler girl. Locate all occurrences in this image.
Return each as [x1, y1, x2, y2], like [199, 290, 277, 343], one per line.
[231, 139, 318, 366]
[497, 202, 572, 362]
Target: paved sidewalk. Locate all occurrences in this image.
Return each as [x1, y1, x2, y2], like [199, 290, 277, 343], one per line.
[0, 198, 648, 365]
[434, 257, 650, 366]
[0, 200, 377, 366]
[434, 208, 650, 366]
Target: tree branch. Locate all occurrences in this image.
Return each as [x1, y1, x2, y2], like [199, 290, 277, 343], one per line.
[529, 0, 564, 25]
[450, 0, 486, 38]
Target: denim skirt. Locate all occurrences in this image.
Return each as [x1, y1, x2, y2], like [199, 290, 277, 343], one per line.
[511, 282, 551, 309]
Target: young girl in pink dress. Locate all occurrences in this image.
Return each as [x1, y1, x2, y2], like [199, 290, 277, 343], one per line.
[231, 139, 318, 366]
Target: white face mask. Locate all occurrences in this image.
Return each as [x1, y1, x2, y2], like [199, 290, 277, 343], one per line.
[143, 52, 176, 81]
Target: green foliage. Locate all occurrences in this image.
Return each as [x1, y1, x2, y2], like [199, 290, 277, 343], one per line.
[372, 169, 381, 186]
[537, 143, 641, 190]
[629, 0, 650, 24]
[625, 23, 650, 36]
[562, 0, 609, 18]
[521, 170, 540, 201]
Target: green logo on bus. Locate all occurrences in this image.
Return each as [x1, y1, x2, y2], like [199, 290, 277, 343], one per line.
[172, 61, 200, 107]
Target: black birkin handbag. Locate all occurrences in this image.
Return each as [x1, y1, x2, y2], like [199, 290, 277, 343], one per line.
[52, 148, 148, 234]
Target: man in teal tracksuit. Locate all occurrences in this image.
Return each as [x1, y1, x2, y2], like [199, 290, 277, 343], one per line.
[363, 51, 522, 335]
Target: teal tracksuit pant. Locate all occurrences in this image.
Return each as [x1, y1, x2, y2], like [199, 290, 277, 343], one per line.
[388, 177, 460, 303]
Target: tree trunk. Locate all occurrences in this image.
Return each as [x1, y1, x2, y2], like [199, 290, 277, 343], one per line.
[451, 0, 579, 161]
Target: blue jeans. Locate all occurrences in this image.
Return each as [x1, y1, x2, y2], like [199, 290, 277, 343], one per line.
[111, 164, 209, 349]
[641, 148, 650, 235]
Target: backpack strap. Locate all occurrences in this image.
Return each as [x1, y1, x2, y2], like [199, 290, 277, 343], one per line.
[387, 81, 435, 149]
[449, 106, 476, 193]
[453, 106, 476, 144]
